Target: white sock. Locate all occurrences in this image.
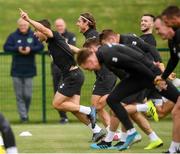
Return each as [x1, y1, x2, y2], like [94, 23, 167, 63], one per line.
[79, 105, 91, 115]
[153, 99, 163, 106]
[0, 136, 4, 146]
[136, 104, 148, 112]
[169, 141, 180, 153]
[127, 128, 136, 135]
[6, 146, 18, 154]
[148, 131, 159, 141]
[104, 130, 115, 142]
[88, 123, 101, 133]
[120, 132, 127, 142]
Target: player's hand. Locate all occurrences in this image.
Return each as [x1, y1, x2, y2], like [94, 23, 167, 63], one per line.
[18, 46, 27, 54]
[25, 47, 31, 53]
[154, 75, 167, 91]
[19, 8, 30, 22]
[18, 46, 29, 55]
[153, 61, 160, 66]
[159, 63, 165, 72]
[153, 62, 165, 72]
[168, 72, 176, 81]
[18, 46, 23, 52]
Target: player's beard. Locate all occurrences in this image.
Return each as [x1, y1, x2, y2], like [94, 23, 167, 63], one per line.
[141, 28, 149, 33]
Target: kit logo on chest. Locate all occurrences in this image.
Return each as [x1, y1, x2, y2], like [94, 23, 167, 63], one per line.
[27, 37, 33, 44]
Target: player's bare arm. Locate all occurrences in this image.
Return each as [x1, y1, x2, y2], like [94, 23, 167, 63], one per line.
[68, 44, 80, 53]
[19, 8, 53, 38]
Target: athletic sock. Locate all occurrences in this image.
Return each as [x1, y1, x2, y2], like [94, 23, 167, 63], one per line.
[120, 132, 127, 142]
[6, 146, 18, 154]
[0, 136, 4, 146]
[127, 128, 136, 135]
[104, 130, 115, 142]
[79, 105, 91, 115]
[136, 104, 148, 112]
[148, 131, 159, 141]
[169, 141, 180, 153]
[153, 99, 163, 106]
[88, 123, 101, 133]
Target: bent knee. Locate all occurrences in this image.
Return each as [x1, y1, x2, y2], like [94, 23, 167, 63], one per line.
[92, 101, 105, 110]
[52, 100, 63, 110]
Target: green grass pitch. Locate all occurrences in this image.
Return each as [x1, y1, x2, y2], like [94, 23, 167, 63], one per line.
[13, 120, 172, 153]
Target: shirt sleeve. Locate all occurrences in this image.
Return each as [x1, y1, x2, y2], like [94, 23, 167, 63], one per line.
[140, 34, 157, 47]
[3, 34, 18, 52]
[162, 48, 179, 79]
[137, 38, 162, 62]
[30, 36, 44, 53]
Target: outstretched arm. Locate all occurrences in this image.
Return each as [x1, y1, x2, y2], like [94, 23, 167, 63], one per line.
[19, 8, 53, 38]
[68, 44, 80, 53]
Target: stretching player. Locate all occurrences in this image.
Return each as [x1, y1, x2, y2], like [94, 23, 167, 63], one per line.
[76, 12, 117, 141]
[19, 9, 101, 141]
[154, 16, 180, 153]
[99, 30, 164, 149]
[77, 40, 180, 151]
[83, 37, 163, 150]
[100, 29, 178, 119]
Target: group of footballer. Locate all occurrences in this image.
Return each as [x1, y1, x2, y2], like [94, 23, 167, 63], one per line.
[1, 5, 179, 154]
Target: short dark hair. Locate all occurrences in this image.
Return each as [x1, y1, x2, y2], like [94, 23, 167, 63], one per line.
[83, 38, 100, 47]
[142, 14, 155, 21]
[80, 12, 96, 29]
[76, 48, 93, 65]
[37, 19, 51, 29]
[161, 5, 180, 18]
[99, 29, 116, 44]
[154, 15, 162, 21]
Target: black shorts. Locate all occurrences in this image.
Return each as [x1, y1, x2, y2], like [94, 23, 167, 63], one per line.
[122, 90, 146, 104]
[93, 65, 117, 96]
[92, 75, 117, 96]
[57, 68, 84, 97]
